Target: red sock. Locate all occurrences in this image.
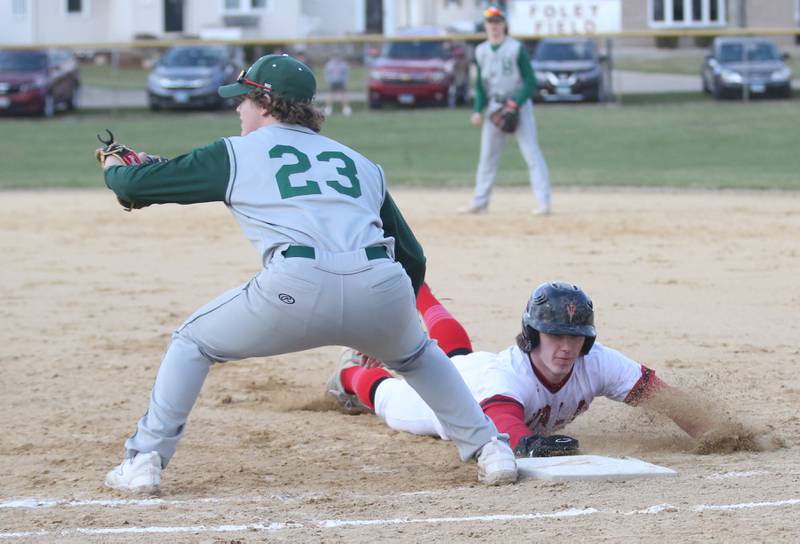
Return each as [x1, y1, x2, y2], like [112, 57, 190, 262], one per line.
[340, 366, 392, 411]
[416, 282, 472, 356]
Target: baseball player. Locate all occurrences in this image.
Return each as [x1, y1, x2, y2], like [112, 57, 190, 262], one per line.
[98, 54, 517, 494]
[323, 53, 352, 116]
[461, 6, 551, 216]
[327, 281, 713, 456]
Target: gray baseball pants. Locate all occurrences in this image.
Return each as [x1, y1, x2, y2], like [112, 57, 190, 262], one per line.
[471, 100, 550, 210]
[123, 246, 499, 465]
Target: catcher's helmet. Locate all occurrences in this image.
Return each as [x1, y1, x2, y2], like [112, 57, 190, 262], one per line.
[519, 282, 596, 355]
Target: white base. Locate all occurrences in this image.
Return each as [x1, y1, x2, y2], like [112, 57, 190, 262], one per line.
[517, 455, 677, 481]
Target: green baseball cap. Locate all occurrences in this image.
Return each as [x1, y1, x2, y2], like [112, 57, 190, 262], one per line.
[218, 54, 316, 103]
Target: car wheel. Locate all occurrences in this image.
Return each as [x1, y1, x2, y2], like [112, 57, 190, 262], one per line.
[710, 79, 723, 100]
[701, 73, 710, 94]
[589, 81, 605, 103]
[148, 99, 162, 111]
[368, 98, 382, 110]
[40, 93, 55, 118]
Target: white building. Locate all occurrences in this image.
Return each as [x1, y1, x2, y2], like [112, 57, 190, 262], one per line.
[1, 0, 367, 45]
[2, 1, 798, 47]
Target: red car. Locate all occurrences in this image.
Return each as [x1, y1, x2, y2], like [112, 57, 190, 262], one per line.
[0, 49, 80, 117]
[368, 29, 469, 109]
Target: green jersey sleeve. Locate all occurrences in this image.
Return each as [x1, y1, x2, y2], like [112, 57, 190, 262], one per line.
[473, 59, 486, 113]
[103, 139, 231, 207]
[514, 45, 537, 106]
[380, 191, 426, 294]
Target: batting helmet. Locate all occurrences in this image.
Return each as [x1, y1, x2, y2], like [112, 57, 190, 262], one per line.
[518, 282, 596, 355]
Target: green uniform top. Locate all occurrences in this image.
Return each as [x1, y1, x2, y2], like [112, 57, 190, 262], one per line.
[473, 38, 537, 113]
[104, 129, 427, 293]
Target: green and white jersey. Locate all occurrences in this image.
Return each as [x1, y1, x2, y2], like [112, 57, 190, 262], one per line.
[475, 37, 524, 107]
[104, 123, 427, 292]
[224, 124, 391, 261]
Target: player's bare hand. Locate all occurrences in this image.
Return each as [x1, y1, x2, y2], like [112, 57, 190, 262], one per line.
[470, 112, 482, 126]
[96, 150, 125, 169]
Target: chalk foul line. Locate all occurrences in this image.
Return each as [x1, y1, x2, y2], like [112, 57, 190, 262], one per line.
[0, 499, 798, 539]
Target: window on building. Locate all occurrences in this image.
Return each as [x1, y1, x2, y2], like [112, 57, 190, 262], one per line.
[653, 0, 664, 21]
[672, 0, 683, 21]
[66, 0, 82, 13]
[649, 0, 725, 27]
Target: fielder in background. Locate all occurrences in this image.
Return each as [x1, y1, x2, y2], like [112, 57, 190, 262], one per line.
[99, 54, 518, 494]
[327, 281, 715, 457]
[462, 5, 551, 216]
[323, 52, 352, 116]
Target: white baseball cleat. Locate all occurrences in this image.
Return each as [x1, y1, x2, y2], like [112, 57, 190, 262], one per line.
[458, 205, 488, 215]
[476, 437, 518, 485]
[325, 349, 370, 414]
[105, 451, 162, 494]
[532, 206, 551, 216]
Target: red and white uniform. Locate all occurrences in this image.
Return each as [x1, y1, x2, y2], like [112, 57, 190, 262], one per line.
[373, 342, 657, 448]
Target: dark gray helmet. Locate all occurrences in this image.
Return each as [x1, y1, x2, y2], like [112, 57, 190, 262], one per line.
[519, 281, 596, 355]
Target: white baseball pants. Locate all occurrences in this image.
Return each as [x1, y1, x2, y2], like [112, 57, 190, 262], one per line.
[123, 246, 499, 465]
[471, 100, 550, 210]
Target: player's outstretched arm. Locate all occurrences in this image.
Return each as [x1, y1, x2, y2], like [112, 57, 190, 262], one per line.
[480, 395, 530, 450]
[630, 375, 714, 438]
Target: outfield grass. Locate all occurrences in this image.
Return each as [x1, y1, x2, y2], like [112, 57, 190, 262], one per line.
[79, 63, 151, 90]
[1, 99, 798, 190]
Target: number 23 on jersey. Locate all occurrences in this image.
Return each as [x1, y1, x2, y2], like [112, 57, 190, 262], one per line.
[268, 145, 362, 200]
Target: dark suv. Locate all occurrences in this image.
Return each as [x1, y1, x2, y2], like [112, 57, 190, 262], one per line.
[367, 28, 469, 108]
[0, 49, 80, 117]
[531, 38, 604, 103]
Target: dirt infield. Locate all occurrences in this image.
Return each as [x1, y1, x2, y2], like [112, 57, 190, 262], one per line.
[1, 187, 798, 542]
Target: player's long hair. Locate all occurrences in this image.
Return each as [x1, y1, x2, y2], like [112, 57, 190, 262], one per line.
[515, 331, 532, 353]
[247, 91, 324, 133]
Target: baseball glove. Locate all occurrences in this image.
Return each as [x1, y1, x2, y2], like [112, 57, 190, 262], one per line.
[489, 103, 519, 133]
[514, 434, 580, 457]
[95, 129, 165, 211]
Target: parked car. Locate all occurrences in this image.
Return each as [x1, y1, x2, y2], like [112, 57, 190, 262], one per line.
[367, 27, 470, 109]
[531, 38, 604, 103]
[702, 37, 792, 99]
[0, 49, 80, 117]
[147, 45, 242, 110]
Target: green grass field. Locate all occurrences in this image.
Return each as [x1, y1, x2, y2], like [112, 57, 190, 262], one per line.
[1, 99, 798, 190]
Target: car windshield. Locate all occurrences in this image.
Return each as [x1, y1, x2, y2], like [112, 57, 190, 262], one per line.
[383, 40, 447, 60]
[535, 42, 595, 61]
[161, 47, 227, 67]
[0, 51, 47, 72]
[718, 42, 779, 63]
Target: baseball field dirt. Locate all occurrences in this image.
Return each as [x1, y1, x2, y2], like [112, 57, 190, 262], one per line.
[1, 187, 798, 542]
